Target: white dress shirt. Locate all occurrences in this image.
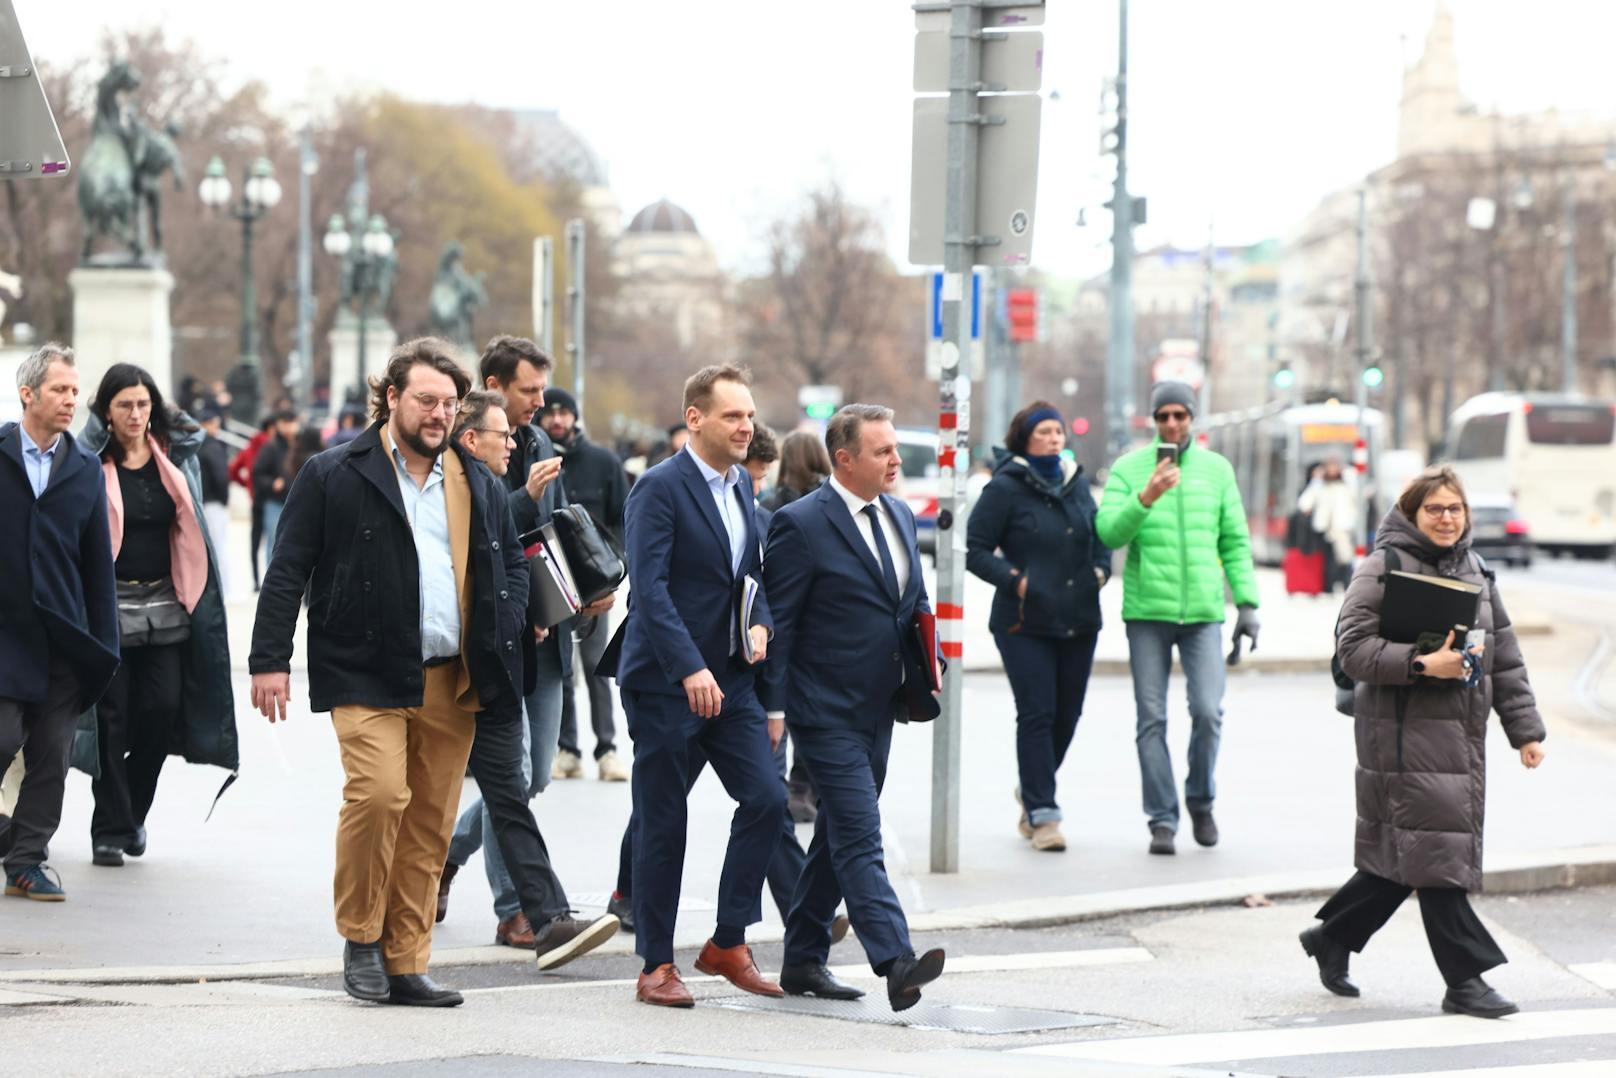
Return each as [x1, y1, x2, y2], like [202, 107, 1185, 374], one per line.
[828, 475, 910, 595]
[685, 442, 747, 575]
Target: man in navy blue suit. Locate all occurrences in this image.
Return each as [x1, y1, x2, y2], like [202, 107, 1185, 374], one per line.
[762, 404, 946, 1012]
[601, 364, 787, 1008]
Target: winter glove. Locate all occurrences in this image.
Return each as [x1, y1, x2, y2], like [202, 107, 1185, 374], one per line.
[1232, 604, 1260, 652]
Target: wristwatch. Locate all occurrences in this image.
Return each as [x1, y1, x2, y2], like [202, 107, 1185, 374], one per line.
[1412, 655, 1427, 675]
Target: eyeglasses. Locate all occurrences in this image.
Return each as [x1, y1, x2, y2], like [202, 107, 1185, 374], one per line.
[1421, 503, 1466, 519]
[410, 392, 460, 415]
[1153, 409, 1190, 422]
[473, 428, 517, 445]
[110, 399, 153, 414]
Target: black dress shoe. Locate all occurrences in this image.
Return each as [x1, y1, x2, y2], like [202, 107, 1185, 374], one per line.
[1149, 825, 1176, 855]
[124, 826, 147, 858]
[780, 961, 865, 1000]
[1442, 976, 1518, 1018]
[386, 973, 464, 1008]
[342, 940, 390, 1003]
[1299, 925, 1359, 998]
[92, 845, 124, 867]
[1190, 810, 1219, 848]
[886, 948, 945, 1012]
[607, 892, 635, 933]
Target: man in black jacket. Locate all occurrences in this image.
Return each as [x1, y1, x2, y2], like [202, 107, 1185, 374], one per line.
[251, 409, 300, 568]
[1, 344, 120, 903]
[541, 386, 630, 782]
[249, 338, 528, 1008]
[196, 406, 233, 595]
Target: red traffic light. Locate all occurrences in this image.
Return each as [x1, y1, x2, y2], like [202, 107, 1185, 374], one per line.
[1006, 287, 1038, 343]
[1070, 417, 1090, 436]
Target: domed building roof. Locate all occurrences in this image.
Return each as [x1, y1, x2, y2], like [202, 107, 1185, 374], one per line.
[628, 199, 699, 236]
[513, 109, 609, 188]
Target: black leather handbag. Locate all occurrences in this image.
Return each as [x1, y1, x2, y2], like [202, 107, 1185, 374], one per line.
[550, 504, 626, 607]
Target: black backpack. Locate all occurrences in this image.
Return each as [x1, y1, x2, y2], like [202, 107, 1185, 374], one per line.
[1331, 547, 1492, 716]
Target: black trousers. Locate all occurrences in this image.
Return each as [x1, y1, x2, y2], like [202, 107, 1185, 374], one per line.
[465, 707, 570, 925]
[1315, 870, 1507, 987]
[0, 657, 81, 874]
[249, 497, 264, 589]
[91, 642, 183, 847]
[559, 617, 616, 759]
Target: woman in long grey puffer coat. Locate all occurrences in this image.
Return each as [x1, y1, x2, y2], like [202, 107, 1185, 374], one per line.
[1300, 465, 1546, 1019]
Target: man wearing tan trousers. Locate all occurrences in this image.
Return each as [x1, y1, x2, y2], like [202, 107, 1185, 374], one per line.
[250, 338, 530, 1007]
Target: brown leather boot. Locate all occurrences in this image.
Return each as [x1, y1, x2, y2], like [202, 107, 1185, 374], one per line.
[495, 912, 537, 948]
[435, 863, 459, 924]
[694, 940, 784, 997]
[636, 963, 695, 1007]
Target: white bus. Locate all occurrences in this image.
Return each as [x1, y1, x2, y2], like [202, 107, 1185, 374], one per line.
[1448, 393, 1616, 559]
[1201, 401, 1386, 566]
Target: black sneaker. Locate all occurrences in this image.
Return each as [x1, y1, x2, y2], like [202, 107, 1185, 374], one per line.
[1149, 825, 1176, 855]
[1190, 810, 1219, 848]
[534, 913, 619, 971]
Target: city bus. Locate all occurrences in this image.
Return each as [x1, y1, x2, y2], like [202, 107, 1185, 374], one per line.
[1447, 393, 1616, 559]
[1200, 401, 1386, 566]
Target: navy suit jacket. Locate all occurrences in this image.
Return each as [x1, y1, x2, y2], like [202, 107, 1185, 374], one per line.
[601, 448, 772, 697]
[760, 481, 940, 728]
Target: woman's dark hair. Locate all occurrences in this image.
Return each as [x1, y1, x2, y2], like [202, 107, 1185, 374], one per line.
[776, 429, 832, 494]
[1396, 464, 1470, 526]
[288, 428, 327, 477]
[1004, 399, 1062, 457]
[92, 362, 180, 463]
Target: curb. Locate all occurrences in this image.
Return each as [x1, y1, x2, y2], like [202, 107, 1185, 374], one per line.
[7, 845, 1611, 988]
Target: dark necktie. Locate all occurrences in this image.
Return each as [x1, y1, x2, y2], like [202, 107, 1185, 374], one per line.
[862, 504, 900, 603]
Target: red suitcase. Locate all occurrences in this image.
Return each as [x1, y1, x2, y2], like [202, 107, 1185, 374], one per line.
[1282, 548, 1326, 595]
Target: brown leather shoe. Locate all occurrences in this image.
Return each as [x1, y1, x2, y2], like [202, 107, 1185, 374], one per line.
[694, 940, 784, 997]
[636, 963, 695, 1007]
[435, 863, 458, 924]
[495, 911, 536, 948]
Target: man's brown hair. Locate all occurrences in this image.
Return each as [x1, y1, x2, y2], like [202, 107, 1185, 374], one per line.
[824, 403, 894, 461]
[368, 337, 472, 423]
[682, 364, 751, 415]
[1396, 464, 1470, 524]
[479, 334, 552, 388]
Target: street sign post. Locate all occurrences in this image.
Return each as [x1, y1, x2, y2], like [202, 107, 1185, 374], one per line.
[534, 236, 554, 355]
[913, 29, 1044, 92]
[925, 269, 984, 380]
[0, 0, 70, 177]
[910, 0, 1045, 875]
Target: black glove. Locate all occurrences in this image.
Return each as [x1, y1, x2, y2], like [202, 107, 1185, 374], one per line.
[1233, 604, 1260, 652]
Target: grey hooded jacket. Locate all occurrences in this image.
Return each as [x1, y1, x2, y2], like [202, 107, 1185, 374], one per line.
[1336, 507, 1545, 892]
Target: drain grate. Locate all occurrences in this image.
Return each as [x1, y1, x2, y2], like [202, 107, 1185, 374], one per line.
[706, 994, 1117, 1035]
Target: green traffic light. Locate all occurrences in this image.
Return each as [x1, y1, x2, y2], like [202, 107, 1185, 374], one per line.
[1362, 366, 1385, 388]
[804, 402, 837, 420]
[1273, 368, 1295, 389]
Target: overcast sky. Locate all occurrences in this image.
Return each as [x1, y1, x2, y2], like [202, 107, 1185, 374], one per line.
[20, 0, 1616, 278]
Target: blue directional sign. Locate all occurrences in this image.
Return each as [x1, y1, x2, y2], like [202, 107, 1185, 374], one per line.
[928, 270, 983, 341]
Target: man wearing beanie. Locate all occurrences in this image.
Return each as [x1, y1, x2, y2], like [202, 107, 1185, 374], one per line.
[1095, 381, 1260, 856]
[539, 387, 632, 783]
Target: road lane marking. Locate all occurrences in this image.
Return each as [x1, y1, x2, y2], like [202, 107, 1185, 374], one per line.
[1014, 1007, 1616, 1065]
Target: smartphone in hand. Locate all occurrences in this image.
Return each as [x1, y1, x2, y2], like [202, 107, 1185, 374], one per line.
[1156, 443, 1180, 467]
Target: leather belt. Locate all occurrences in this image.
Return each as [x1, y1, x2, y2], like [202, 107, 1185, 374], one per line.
[423, 655, 459, 669]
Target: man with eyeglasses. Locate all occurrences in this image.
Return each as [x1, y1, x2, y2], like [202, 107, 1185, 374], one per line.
[1096, 381, 1260, 857]
[249, 339, 530, 1008]
[440, 389, 618, 969]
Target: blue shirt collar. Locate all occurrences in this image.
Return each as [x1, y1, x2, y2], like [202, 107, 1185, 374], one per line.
[390, 439, 446, 483]
[18, 424, 60, 459]
[684, 441, 741, 490]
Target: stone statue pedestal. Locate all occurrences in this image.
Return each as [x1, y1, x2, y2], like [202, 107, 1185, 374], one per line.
[69, 266, 175, 401]
[327, 309, 397, 413]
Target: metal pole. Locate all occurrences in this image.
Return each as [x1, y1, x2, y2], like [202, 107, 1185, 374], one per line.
[536, 236, 555, 356]
[296, 128, 316, 414]
[1197, 218, 1214, 415]
[1562, 192, 1578, 394]
[1105, 0, 1135, 461]
[355, 261, 369, 408]
[1353, 187, 1372, 555]
[566, 218, 586, 407]
[930, 0, 982, 875]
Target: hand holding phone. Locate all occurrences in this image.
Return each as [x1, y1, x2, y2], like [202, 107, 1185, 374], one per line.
[1141, 445, 1182, 507]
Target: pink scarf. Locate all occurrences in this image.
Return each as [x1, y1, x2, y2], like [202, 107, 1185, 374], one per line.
[103, 435, 210, 614]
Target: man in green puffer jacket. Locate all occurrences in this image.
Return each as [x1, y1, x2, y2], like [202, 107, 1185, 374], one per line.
[1096, 382, 1260, 857]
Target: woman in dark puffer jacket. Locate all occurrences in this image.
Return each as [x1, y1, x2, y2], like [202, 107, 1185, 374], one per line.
[1301, 465, 1545, 1019]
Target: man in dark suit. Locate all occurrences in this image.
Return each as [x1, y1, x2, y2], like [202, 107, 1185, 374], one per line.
[0, 344, 120, 902]
[601, 364, 786, 1008]
[762, 403, 946, 1012]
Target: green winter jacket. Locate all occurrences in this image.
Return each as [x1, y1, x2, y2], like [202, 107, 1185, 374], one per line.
[1095, 437, 1259, 624]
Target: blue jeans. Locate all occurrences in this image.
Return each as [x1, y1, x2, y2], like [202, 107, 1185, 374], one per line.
[448, 642, 563, 918]
[993, 629, 1098, 826]
[261, 500, 284, 568]
[1125, 620, 1225, 831]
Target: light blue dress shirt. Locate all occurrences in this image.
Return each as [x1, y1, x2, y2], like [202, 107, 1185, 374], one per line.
[18, 426, 59, 499]
[685, 442, 746, 575]
[391, 443, 461, 662]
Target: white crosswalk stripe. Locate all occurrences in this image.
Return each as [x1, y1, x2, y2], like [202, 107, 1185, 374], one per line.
[1014, 1007, 1616, 1069]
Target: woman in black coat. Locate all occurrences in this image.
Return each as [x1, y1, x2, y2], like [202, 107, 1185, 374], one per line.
[966, 401, 1110, 852]
[759, 429, 831, 514]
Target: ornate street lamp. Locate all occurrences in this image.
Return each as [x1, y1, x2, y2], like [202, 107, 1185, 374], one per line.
[323, 210, 396, 407]
[200, 154, 282, 422]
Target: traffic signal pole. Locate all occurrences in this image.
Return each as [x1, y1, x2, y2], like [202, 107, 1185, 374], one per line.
[1353, 187, 1373, 555]
[1105, 0, 1135, 462]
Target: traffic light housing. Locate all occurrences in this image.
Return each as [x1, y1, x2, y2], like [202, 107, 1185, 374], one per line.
[1006, 287, 1038, 343]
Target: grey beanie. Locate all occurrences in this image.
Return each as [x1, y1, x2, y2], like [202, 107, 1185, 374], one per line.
[1150, 381, 1196, 416]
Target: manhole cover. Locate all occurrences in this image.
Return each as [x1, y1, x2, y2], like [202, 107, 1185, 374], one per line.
[706, 994, 1116, 1035]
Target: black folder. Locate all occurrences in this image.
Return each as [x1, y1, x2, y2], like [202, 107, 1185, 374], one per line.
[1381, 569, 1482, 651]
